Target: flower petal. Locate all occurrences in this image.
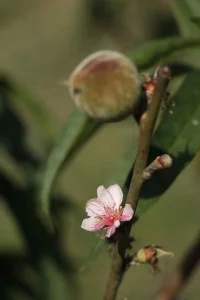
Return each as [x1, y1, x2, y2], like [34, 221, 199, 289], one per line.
[114, 220, 120, 228]
[105, 220, 121, 238]
[81, 217, 96, 231]
[107, 184, 123, 209]
[81, 217, 104, 231]
[97, 185, 105, 197]
[120, 204, 134, 221]
[105, 225, 116, 238]
[86, 199, 105, 217]
[97, 188, 115, 208]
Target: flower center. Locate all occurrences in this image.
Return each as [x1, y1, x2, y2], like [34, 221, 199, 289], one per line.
[102, 206, 122, 226]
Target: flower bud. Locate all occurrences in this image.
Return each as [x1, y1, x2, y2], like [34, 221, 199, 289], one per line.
[143, 154, 173, 180]
[132, 245, 173, 265]
[67, 50, 140, 121]
[130, 245, 174, 273]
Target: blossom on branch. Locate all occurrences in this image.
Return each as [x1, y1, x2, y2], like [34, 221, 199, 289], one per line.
[81, 184, 134, 238]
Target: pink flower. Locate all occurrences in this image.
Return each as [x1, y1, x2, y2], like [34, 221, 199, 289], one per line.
[81, 184, 134, 238]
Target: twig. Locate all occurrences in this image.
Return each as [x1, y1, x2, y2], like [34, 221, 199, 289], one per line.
[155, 232, 200, 300]
[126, 65, 171, 210]
[103, 66, 171, 300]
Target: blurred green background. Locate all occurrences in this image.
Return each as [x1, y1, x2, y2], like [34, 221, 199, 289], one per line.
[0, 0, 200, 299]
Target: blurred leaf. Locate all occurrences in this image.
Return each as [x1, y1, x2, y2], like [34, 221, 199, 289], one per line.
[191, 17, 200, 29]
[41, 259, 72, 300]
[113, 71, 200, 211]
[1, 172, 77, 300]
[40, 108, 101, 228]
[12, 81, 53, 140]
[87, 0, 122, 27]
[0, 253, 38, 300]
[172, 0, 200, 37]
[0, 77, 40, 168]
[79, 237, 107, 272]
[130, 37, 200, 71]
[106, 146, 136, 187]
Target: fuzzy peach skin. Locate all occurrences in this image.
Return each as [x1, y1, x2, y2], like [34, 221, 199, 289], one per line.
[67, 50, 140, 121]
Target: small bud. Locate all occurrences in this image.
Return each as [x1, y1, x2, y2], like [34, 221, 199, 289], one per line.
[156, 154, 173, 168]
[142, 70, 157, 102]
[143, 154, 173, 180]
[130, 245, 174, 273]
[142, 65, 171, 105]
[67, 50, 140, 121]
[143, 80, 156, 101]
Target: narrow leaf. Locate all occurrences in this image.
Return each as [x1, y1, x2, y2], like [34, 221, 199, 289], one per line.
[110, 71, 200, 213]
[172, 0, 200, 37]
[138, 70, 200, 215]
[0, 77, 40, 167]
[130, 37, 200, 70]
[1, 173, 77, 300]
[79, 237, 107, 272]
[41, 258, 74, 300]
[191, 17, 200, 29]
[40, 108, 101, 226]
[2, 75, 53, 140]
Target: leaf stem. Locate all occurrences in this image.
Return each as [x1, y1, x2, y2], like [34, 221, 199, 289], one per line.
[103, 65, 171, 300]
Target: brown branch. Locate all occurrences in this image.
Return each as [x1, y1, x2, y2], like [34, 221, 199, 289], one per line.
[155, 232, 200, 300]
[103, 66, 171, 300]
[126, 65, 171, 210]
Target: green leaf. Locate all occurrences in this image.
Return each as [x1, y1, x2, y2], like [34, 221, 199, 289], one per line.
[41, 258, 76, 300]
[0, 75, 53, 140]
[79, 237, 107, 272]
[0, 172, 77, 300]
[40, 108, 101, 227]
[172, 0, 200, 37]
[109, 71, 200, 214]
[12, 81, 53, 140]
[130, 37, 200, 71]
[138, 70, 200, 215]
[0, 77, 40, 167]
[106, 146, 137, 187]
